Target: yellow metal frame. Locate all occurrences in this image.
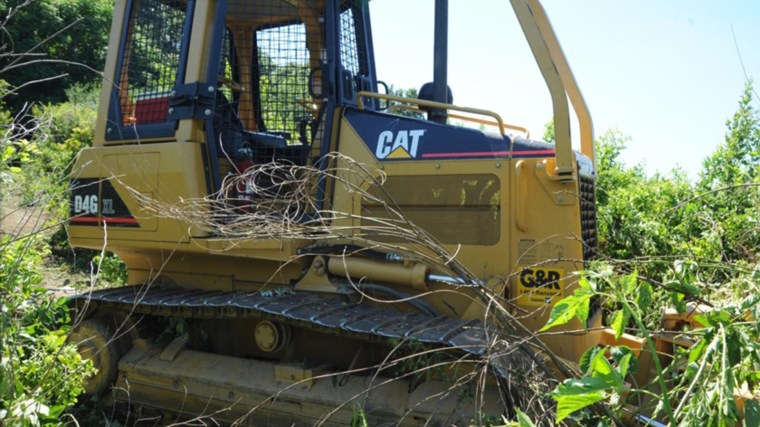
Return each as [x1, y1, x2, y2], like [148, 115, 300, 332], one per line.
[356, 91, 508, 136]
[509, 0, 595, 173]
[387, 104, 530, 137]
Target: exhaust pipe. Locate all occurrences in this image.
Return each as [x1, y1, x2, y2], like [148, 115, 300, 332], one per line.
[430, 0, 448, 123]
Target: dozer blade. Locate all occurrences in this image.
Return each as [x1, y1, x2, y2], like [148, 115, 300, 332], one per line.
[114, 341, 503, 426]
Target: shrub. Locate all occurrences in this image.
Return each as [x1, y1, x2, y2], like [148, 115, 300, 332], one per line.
[0, 236, 95, 426]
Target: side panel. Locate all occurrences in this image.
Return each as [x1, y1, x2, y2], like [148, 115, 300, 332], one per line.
[508, 157, 591, 360]
[69, 142, 209, 249]
[332, 108, 512, 280]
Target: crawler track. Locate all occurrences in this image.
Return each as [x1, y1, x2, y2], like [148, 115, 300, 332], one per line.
[69, 286, 492, 356]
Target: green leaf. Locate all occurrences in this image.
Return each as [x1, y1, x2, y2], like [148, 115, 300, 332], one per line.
[1, 145, 15, 162]
[621, 271, 638, 296]
[579, 346, 603, 375]
[540, 288, 594, 331]
[683, 361, 699, 381]
[725, 330, 742, 367]
[589, 350, 624, 387]
[610, 346, 638, 377]
[744, 399, 760, 427]
[610, 309, 629, 340]
[552, 377, 609, 422]
[578, 276, 592, 291]
[616, 352, 633, 379]
[669, 290, 687, 313]
[514, 409, 537, 427]
[669, 280, 701, 296]
[697, 309, 733, 327]
[635, 281, 653, 310]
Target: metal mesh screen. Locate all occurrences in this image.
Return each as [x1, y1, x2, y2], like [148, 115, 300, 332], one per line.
[211, 0, 327, 166]
[255, 22, 312, 137]
[339, 5, 368, 77]
[119, 0, 187, 126]
[579, 175, 598, 260]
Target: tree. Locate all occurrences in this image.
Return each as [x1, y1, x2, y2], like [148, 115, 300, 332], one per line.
[0, 0, 113, 114]
[384, 86, 424, 119]
[700, 81, 760, 188]
[696, 81, 760, 264]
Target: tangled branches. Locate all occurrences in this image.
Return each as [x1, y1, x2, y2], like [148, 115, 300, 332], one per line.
[124, 152, 569, 421]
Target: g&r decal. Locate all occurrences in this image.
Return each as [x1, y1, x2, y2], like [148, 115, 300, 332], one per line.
[516, 267, 564, 307]
[519, 268, 561, 289]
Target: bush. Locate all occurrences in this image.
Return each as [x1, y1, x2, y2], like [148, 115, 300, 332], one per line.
[545, 82, 760, 425]
[0, 236, 95, 426]
[19, 85, 98, 217]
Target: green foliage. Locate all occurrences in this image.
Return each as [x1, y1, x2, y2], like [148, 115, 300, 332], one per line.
[92, 253, 129, 286]
[696, 82, 760, 265]
[541, 276, 594, 331]
[512, 409, 538, 427]
[17, 85, 97, 220]
[673, 272, 760, 425]
[547, 82, 760, 424]
[552, 346, 636, 423]
[542, 119, 555, 143]
[595, 82, 759, 283]
[595, 130, 694, 268]
[1, 80, 22, 191]
[386, 86, 425, 119]
[0, 236, 95, 426]
[0, 0, 112, 114]
[350, 404, 369, 427]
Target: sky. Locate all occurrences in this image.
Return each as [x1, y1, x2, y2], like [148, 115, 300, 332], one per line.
[368, 1, 760, 179]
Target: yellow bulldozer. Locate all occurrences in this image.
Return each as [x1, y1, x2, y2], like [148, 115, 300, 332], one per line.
[65, 0, 642, 425]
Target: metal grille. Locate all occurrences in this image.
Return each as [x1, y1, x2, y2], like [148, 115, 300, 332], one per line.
[256, 22, 312, 137]
[339, 6, 366, 76]
[211, 0, 328, 167]
[579, 175, 598, 260]
[119, 0, 187, 126]
[339, 2, 371, 106]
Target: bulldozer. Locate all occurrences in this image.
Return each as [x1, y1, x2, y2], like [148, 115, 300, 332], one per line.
[66, 0, 614, 425]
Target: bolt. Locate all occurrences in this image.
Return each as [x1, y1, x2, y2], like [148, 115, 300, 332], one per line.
[107, 127, 112, 134]
[556, 194, 565, 203]
[204, 109, 212, 116]
[495, 162, 501, 168]
[314, 257, 326, 276]
[435, 164, 441, 170]
[208, 85, 215, 93]
[168, 108, 174, 115]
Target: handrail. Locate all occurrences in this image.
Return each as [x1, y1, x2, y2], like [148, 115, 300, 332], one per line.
[525, 0, 595, 165]
[388, 104, 530, 137]
[510, 0, 595, 176]
[356, 91, 507, 137]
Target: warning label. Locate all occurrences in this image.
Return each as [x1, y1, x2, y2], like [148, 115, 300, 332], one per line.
[516, 267, 564, 307]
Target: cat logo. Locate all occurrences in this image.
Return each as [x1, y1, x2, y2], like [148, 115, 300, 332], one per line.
[375, 129, 426, 159]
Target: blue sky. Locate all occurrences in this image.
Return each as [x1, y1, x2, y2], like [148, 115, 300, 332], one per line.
[369, 1, 760, 179]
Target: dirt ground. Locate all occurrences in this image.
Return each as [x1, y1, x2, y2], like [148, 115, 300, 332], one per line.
[1, 188, 88, 293]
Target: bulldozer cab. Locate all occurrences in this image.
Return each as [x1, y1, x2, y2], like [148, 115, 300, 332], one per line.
[107, 0, 376, 191]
